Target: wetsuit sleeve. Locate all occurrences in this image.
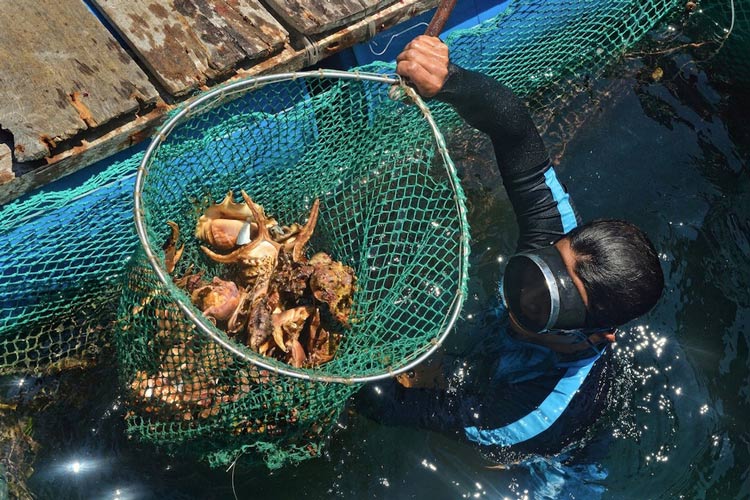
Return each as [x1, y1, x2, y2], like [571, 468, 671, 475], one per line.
[434, 64, 582, 252]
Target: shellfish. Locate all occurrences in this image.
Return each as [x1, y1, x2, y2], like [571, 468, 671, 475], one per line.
[164, 190, 353, 370]
[190, 277, 242, 325]
[308, 252, 356, 327]
[195, 191, 276, 251]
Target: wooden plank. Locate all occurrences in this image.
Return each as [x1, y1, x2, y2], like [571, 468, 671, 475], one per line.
[92, 0, 289, 96]
[301, 0, 438, 61]
[0, 0, 438, 206]
[0, 106, 171, 206]
[0, 0, 158, 164]
[264, 0, 398, 35]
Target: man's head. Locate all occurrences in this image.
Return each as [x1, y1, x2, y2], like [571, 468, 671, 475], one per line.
[503, 219, 664, 333]
[562, 219, 664, 328]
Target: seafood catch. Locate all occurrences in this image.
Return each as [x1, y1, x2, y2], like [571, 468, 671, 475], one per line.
[170, 190, 356, 368]
[194, 191, 271, 251]
[127, 192, 356, 424]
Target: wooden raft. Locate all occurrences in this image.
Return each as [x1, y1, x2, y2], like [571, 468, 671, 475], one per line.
[0, 1, 158, 164]
[0, 0, 440, 206]
[93, 0, 289, 96]
[264, 0, 398, 35]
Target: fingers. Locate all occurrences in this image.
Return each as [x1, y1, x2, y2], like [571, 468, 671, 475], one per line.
[395, 60, 442, 97]
[397, 36, 449, 70]
[395, 36, 449, 98]
[590, 330, 617, 344]
[603, 330, 617, 343]
[397, 36, 447, 62]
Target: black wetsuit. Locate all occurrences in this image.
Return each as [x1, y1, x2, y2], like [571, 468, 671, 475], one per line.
[355, 64, 612, 455]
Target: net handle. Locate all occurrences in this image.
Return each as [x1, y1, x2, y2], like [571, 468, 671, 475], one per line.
[425, 0, 458, 36]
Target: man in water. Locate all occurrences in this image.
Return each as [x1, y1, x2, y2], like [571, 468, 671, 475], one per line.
[357, 36, 665, 454]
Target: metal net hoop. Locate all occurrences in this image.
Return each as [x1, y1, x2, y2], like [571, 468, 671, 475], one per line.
[133, 69, 470, 384]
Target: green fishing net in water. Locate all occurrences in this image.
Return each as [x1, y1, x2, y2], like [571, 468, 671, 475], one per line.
[119, 250, 359, 468]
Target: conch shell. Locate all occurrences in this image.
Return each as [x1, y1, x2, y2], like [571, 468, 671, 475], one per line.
[195, 191, 274, 251]
[190, 277, 241, 324]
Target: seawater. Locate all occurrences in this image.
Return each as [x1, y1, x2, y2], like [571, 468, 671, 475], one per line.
[19, 24, 750, 500]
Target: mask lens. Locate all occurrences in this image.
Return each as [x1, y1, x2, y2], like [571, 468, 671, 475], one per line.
[504, 255, 552, 332]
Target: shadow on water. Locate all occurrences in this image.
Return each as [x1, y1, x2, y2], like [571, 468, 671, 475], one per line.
[6, 17, 749, 500]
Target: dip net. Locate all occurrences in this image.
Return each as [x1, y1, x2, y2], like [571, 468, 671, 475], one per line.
[0, 0, 691, 469]
[119, 71, 469, 467]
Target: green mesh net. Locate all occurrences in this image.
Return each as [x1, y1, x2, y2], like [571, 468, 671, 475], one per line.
[120, 72, 468, 466]
[436, 0, 684, 133]
[0, 0, 690, 468]
[692, 0, 749, 84]
[130, 72, 468, 377]
[119, 249, 359, 468]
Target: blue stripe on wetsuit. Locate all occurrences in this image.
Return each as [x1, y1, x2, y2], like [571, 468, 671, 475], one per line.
[544, 167, 578, 233]
[465, 165, 593, 447]
[464, 351, 602, 446]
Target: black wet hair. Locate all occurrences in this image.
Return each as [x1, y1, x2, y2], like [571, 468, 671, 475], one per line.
[566, 219, 665, 328]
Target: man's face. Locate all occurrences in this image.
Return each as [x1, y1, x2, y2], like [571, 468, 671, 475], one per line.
[507, 239, 616, 344]
[506, 237, 588, 337]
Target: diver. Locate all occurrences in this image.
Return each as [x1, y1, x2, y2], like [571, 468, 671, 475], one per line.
[355, 36, 665, 455]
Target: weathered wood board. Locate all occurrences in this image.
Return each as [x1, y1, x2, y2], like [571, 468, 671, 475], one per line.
[92, 0, 289, 96]
[0, 0, 159, 164]
[264, 0, 398, 35]
[0, 0, 439, 206]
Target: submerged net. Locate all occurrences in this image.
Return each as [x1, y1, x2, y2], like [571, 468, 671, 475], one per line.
[434, 0, 685, 133]
[119, 249, 360, 468]
[692, 0, 749, 84]
[0, 0, 689, 468]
